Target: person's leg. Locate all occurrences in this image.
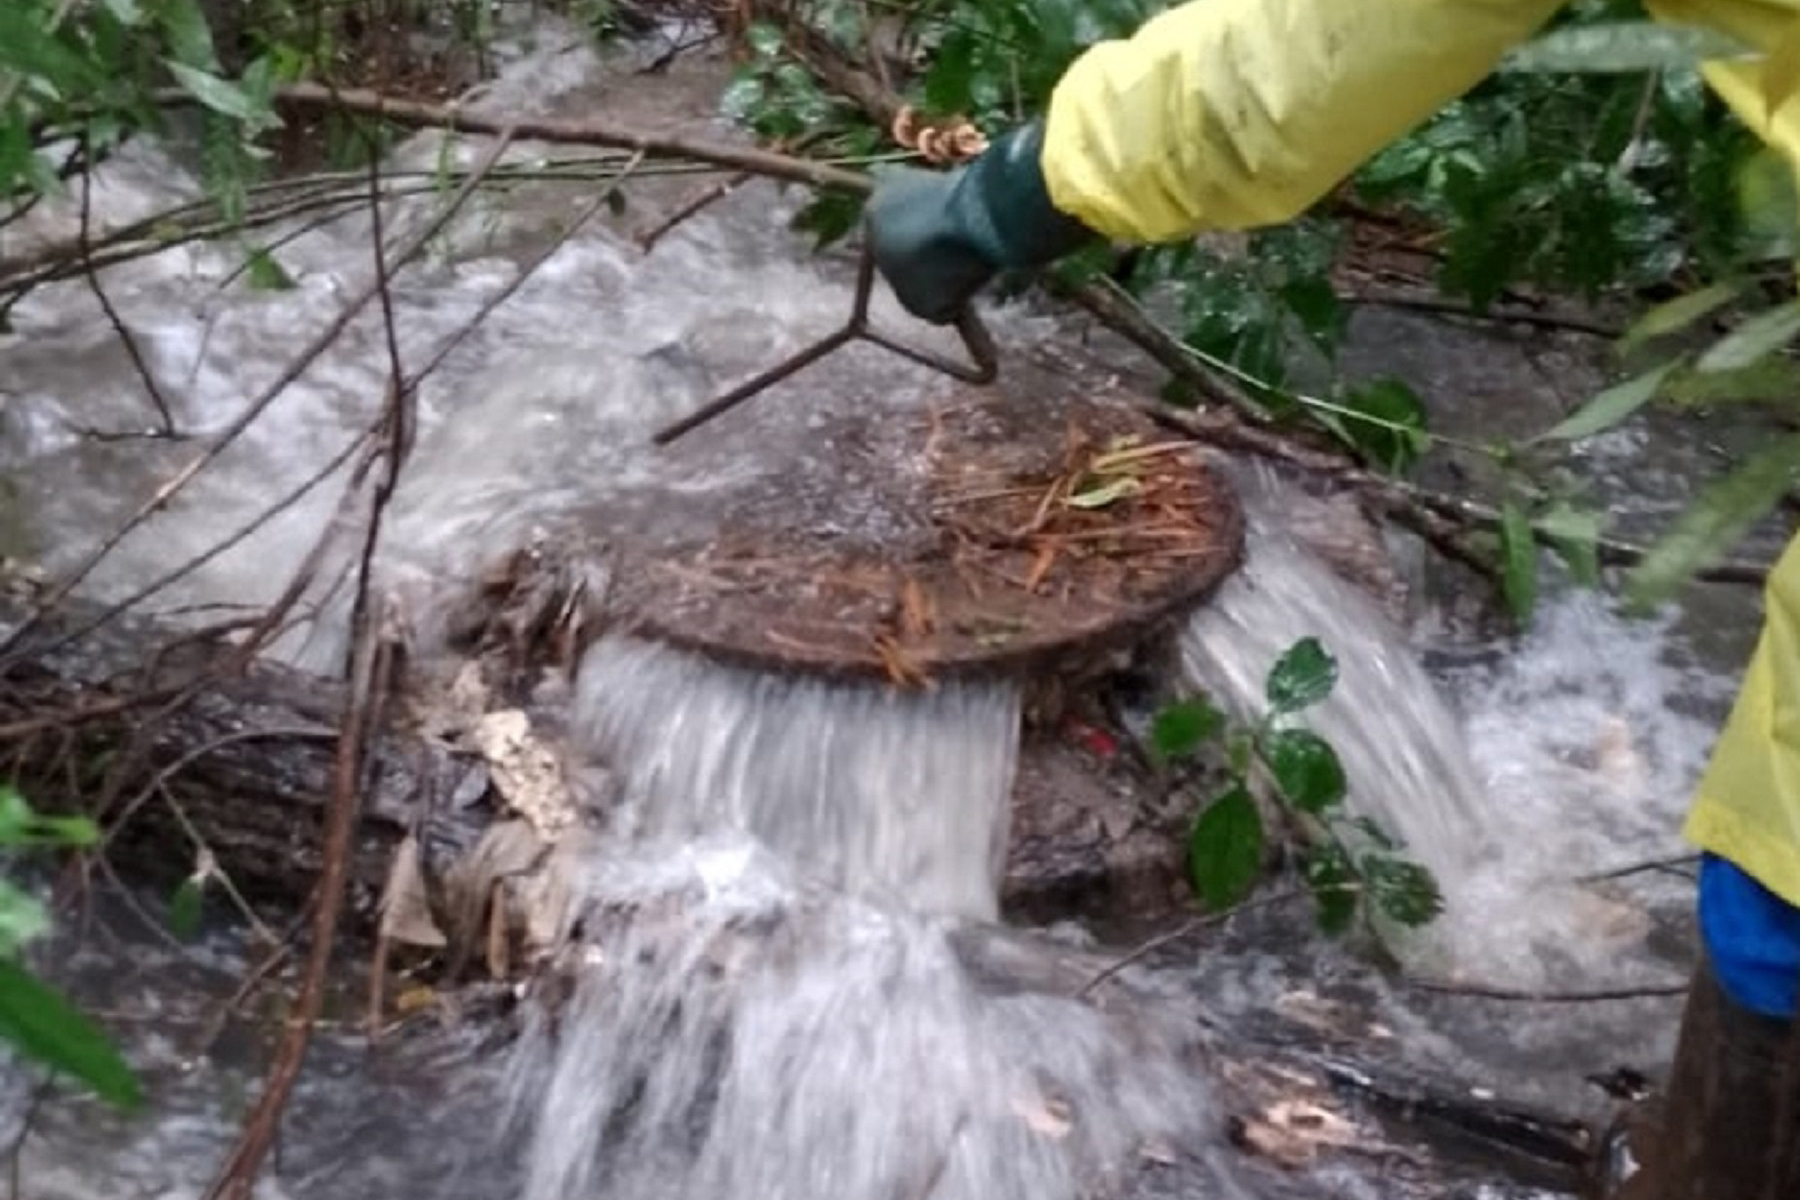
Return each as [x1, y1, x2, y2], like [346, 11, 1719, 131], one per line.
[1629, 855, 1800, 1199]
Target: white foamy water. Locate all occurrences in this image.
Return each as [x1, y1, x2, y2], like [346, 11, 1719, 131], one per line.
[1179, 514, 1492, 875]
[482, 633, 1252, 1200]
[501, 842, 1237, 1200]
[576, 636, 1022, 920]
[1176, 501, 1729, 991]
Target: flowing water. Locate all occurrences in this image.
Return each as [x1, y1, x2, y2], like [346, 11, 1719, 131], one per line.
[1176, 493, 1708, 994]
[0, 12, 1771, 1200]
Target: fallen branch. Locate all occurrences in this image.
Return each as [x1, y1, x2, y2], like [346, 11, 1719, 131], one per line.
[1342, 284, 1625, 340]
[1578, 852, 1701, 884]
[271, 81, 872, 194]
[1403, 977, 1689, 1004]
[636, 171, 749, 250]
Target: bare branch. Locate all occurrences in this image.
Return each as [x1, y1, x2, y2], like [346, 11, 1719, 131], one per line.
[77, 134, 178, 437]
[637, 171, 750, 251]
[270, 82, 871, 193]
[1077, 890, 1304, 999]
[201, 128, 419, 1200]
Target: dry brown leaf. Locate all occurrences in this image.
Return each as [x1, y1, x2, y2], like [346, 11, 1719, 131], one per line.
[377, 834, 447, 949]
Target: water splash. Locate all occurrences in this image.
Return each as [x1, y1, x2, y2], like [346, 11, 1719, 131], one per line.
[1175, 500, 1719, 990]
[575, 635, 1022, 922]
[1177, 514, 1493, 882]
[501, 841, 1239, 1200]
[492, 635, 1248, 1200]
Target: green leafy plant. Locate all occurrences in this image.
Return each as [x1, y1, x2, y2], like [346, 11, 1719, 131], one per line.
[0, 786, 141, 1110]
[1151, 638, 1444, 936]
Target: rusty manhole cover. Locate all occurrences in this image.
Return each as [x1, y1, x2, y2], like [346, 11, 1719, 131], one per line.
[611, 393, 1245, 684]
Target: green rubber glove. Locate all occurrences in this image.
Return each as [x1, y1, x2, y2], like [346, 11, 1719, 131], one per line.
[865, 121, 1099, 325]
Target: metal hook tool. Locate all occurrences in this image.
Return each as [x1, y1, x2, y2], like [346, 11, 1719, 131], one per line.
[650, 241, 999, 446]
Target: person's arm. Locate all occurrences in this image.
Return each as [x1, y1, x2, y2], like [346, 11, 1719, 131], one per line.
[868, 0, 1567, 322]
[1039, 0, 1567, 244]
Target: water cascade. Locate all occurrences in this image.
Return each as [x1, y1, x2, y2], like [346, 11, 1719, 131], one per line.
[489, 633, 1257, 1200]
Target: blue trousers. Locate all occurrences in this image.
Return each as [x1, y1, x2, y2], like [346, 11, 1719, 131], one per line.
[1699, 852, 1800, 1019]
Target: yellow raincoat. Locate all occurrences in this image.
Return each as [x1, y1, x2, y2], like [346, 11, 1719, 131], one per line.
[1034, 0, 1800, 907]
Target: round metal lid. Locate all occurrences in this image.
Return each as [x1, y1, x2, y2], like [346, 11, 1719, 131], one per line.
[610, 391, 1245, 685]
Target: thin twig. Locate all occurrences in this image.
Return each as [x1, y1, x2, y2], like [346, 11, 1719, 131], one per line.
[11, 419, 379, 668]
[637, 171, 749, 251]
[94, 726, 335, 858]
[1077, 890, 1304, 999]
[1, 158, 724, 296]
[187, 933, 299, 1064]
[155, 780, 292, 943]
[201, 134, 415, 1200]
[2, 1077, 51, 1200]
[408, 149, 649, 386]
[77, 133, 178, 437]
[1403, 977, 1689, 1003]
[1343, 286, 1623, 340]
[1577, 852, 1700, 884]
[1141, 395, 1771, 587]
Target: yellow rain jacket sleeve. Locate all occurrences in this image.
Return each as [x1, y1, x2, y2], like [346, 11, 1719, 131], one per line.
[1039, 0, 1566, 243]
[1037, 0, 1800, 244]
[1031, 0, 1800, 906]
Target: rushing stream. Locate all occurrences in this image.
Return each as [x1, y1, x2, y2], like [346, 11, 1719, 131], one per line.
[0, 13, 1773, 1200]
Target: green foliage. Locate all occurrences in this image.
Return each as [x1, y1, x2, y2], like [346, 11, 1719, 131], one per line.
[2, 0, 283, 230]
[907, 0, 1160, 129]
[167, 872, 207, 942]
[1534, 360, 1679, 444]
[0, 785, 141, 1110]
[1325, 379, 1431, 473]
[1354, 66, 1753, 308]
[1186, 785, 1261, 913]
[1624, 431, 1800, 613]
[1137, 221, 1348, 400]
[1498, 502, 1539, 624]
[1149, 696, 1224, 765]
[721, 24, 845, 143]
[1264, 636, 1338, 715]
[0, 959, 141, 1110]
[1152, 638, 1444, 937]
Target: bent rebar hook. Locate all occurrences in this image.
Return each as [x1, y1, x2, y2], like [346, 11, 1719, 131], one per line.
[650, 241, 999, 446]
